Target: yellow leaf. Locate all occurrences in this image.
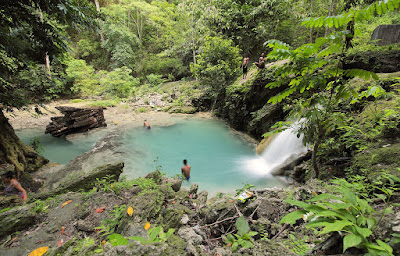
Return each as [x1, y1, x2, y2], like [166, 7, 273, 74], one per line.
[127, 206, 133, 216]
[28, 247, 49, 256]
[61, 200, 72, 208]
[144, 222, 150, 230]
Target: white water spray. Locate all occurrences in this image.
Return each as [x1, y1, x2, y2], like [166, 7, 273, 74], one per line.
[240, 125, 307, 177]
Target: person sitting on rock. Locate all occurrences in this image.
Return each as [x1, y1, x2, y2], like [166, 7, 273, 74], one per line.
[1, 171, 28, 204]
[254, 52, 266, 69]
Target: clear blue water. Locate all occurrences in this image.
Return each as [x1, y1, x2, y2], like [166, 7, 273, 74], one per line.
[16, 129, 106, 164]
[16, 118, 285, 196]
[120, 118, 285, 195]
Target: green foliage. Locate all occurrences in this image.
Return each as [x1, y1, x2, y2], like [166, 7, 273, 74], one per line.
[0, 0, 96, 109]
[103, 67, 140, 98]
[282, 233, 310, 255]
[128, 226, 175, 245]
[31, 200, 50, 214]
[95, 175, 115, 193]
[191, 36, 241, 91]
[66, 58, 139, 98]
[280, 179, 396, 255]
[146, 74, 166, 87]
[224, 216, 258, 251]
[95, 204, 127, 237]
[30, 137, 44, 155]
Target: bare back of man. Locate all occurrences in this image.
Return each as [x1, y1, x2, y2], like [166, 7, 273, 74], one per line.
[181, 159, 191, 180]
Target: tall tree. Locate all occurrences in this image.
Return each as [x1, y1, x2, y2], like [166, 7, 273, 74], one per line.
[0, 0, 95, 175]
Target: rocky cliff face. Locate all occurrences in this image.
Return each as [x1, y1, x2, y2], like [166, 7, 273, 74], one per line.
[211, 67, 288, 141]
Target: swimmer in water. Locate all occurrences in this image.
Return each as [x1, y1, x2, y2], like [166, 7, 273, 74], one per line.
[144, 120, 151, 129]
[181, 159, 191, 181]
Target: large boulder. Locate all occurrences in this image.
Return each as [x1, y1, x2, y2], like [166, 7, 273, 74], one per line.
[371, 24, 400, 46]
[34, 162, 123, 199]
[45, 106, 107, 137]
[0, 205, 37, 239]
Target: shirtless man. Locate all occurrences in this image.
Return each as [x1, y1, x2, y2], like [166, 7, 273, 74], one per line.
[144, 120, 151, 129]
[181, 159, 191, 180]
[254, 52, 265, 69]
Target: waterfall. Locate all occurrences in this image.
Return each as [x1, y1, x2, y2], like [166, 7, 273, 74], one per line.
[240, 126, 307, 177]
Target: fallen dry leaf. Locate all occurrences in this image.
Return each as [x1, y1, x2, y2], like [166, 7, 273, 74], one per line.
[127, 206, 133, 216]
[226, 243, 232, 247]
[57, 239, 64, 247]
[144, 222, 151, 230]
[172, 201, 175, 204]
[95, 206, 106, 213]
[102, 240, 106, 246]
[60, 226, 65, 236]
[60, 200, 72, 208]
[28, 247, 49, 256]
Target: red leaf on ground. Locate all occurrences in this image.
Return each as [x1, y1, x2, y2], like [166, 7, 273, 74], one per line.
[95, 206, 106, 213]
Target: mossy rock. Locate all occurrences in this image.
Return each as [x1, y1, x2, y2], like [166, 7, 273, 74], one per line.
[0, 204, 37, 239]
[130, 190, 165, 221]
[352, 143, 400, 175]
[156, 207, 185, 229]
[168, 106, 197, 114]
[199, 197, 236, 224]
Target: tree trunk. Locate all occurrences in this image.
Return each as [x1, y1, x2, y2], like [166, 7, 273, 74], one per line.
[0, 110, 48, 177]
[94, 0, 104, 43]
[312, 138, 320, 179]
[325, 0, 338, 36]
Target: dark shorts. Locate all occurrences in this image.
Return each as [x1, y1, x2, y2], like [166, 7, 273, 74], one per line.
[243, 66, 248, 74]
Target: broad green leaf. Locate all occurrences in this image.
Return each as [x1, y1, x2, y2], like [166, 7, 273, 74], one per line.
[232, 241, 238, 251]
[248, 231, 258, 236]
[109, 233, 129, 246]
[236, 216, 250, 235]
[280, 210, 307, 224]
[319, 220, 354, 235]
[376, 239, 393, 253]
[128, 235, 147, 244]
[148, 226, 161, 242]
[343, 234, 362, 252]
[355, 226, 372, 238]
[239, 239, 254, 248]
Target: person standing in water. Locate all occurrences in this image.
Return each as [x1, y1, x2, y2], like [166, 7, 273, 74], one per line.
[241, 53, 250, 79]
[181, 159, 191, 181]
[144, 120, 151, 129]
[1, 171, 28, 204]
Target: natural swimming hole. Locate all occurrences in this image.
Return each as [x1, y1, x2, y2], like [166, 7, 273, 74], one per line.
[16, 117, 287, 196]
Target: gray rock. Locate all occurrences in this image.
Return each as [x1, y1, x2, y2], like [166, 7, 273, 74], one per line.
[34, 162, 124, 199]
[178, 227, 203, 245]
[181, 214, 189, 225]
[371, 24, 400, 46]
[189, 183, 199, 195]
[197, 190, 208, 205]
[0, 205, 36, 239]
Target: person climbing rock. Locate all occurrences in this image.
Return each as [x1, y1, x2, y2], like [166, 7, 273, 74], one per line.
[1, 171, 28, 204]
